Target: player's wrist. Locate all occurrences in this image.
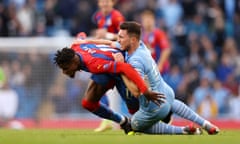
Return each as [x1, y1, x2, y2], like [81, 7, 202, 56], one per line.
[142, 89, 149, 97]
[112, 41, 121, 49]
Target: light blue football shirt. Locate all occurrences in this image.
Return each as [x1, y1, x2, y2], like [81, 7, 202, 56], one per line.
[124, 41, 175, 112]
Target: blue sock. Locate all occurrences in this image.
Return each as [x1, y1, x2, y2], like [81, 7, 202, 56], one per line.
[100, 95, 109, 106]
[144, 122, 184, 134]
[172, 99, 205, 126]
[93, 102, 123, 124]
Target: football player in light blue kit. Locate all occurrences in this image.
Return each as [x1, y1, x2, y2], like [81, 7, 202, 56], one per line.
[77, 22, 220, 135]
[116, 21, 219, 134]
[127, 44, 175, 132]
[118, 22, 183, 134]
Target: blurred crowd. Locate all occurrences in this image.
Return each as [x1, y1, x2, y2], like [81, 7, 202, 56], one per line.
[1, 0, 240, 121]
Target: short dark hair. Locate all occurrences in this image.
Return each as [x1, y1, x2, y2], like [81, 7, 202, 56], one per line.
[140, 9, 155, 18]
[54, 47, 75, 66]
[120, 21, 141, 40]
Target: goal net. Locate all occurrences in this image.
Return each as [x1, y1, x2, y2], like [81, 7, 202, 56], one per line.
[0, 37, 93, 121]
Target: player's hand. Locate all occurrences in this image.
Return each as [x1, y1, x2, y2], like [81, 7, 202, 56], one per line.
[110, 41, 119, 48]
[95, 28, 107, 39]
[112, 52, 124, 62]
[72, 39, 87, 45]
[143, 90, 166, 106]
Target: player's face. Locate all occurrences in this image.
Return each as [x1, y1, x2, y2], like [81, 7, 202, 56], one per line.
[98, 0, 114, 14]
[141, 14, 155, 30]
[59, 61, 79, 78]
[117, 29, 131, 51]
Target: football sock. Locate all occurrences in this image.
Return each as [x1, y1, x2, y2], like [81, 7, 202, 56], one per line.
[171, 99, 205, 126]
[93, 103, 123, 123]
[144, 122, 184, 134]
[100, 95, 109, 106]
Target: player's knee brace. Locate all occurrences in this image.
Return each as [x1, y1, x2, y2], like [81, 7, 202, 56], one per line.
[81, 99, 100, 112]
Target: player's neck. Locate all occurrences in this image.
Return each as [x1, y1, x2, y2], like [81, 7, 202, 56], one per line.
[128, 42, 139, 55]
[145, 27, 154, 33]
[101, 8, 113, 16]
[74, 54, 82, 70]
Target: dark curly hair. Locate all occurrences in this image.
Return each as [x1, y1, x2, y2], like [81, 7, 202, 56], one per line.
[54, 47, 75, 66]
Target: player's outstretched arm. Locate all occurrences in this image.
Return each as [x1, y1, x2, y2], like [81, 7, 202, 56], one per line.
[121, 74, 165, 106]
[112, 52, 165, 105]
[116, 62, 165, 106]
[75, 39, 119, 48]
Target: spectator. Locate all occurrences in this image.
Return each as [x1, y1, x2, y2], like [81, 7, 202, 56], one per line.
[92, 0, 125, 40]
[140, 9, 171, 75]
[0, 76, 19, 127]
[200, 35, 218, 67]
[157, 0, 183, 30]
[211, 79, 230, 116]
[163, 64, 183, 92]
[215, 53, 235, 83]
[197, 93, 218, 119]
[190, 77, 211, 112]
[228, 87, 240, 119]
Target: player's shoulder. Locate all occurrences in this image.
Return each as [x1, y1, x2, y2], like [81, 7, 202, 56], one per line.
[93, 11, 103, 20]
[111, 9, 124, 16]
[139, 41, 150, 51]
[71, 43, 80, 50]
[130, 49, 146, 63]
[154, 28, 167, 36]
[128, 54, 143, 67]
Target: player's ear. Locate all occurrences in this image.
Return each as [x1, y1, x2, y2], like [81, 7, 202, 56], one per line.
[130, 36, 137, 43]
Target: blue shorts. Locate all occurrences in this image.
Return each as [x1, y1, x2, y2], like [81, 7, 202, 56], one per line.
[91, 74, 139, 112]
[91, 74, 116, 86]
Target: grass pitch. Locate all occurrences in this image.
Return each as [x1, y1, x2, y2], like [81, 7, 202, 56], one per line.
[0, 129, 239, 144]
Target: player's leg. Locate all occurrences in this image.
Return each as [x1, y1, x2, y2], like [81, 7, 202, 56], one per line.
[130, 85, 178, 134]
[143, 121, 201, 135]
[94, 93, 114, 132]
[131, 100, 171, 132]
[81, 79, 125, 125]
[130, 102, 201, 135]
[115, 78, 139, 115]
[161, 111, 173, 123]
[158, 84, 175, 124]
[94, 87, 123, 132]
[171, 99, 219, 134]
[107, 87, 122, 127]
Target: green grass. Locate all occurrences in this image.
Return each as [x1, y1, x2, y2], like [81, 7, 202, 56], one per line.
[0, 129, 239, 144]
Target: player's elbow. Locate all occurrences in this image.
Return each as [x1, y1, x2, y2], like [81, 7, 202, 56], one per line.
[131, 91, 141, 97]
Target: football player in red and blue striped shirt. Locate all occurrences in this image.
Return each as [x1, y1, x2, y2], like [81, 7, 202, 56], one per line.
[54, 41, 164, 134]
[93, 0, 124, 40]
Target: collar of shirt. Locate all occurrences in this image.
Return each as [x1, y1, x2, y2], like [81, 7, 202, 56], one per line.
[76, 53, 86, 71]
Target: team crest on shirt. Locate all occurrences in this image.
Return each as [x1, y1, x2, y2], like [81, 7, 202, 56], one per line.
[106, 17, 112, 26]
[86, 48, 96, 54]
[148, 34, 154, 43]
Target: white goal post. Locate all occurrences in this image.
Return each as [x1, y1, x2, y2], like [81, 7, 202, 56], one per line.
[0, 37, 74, 53]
